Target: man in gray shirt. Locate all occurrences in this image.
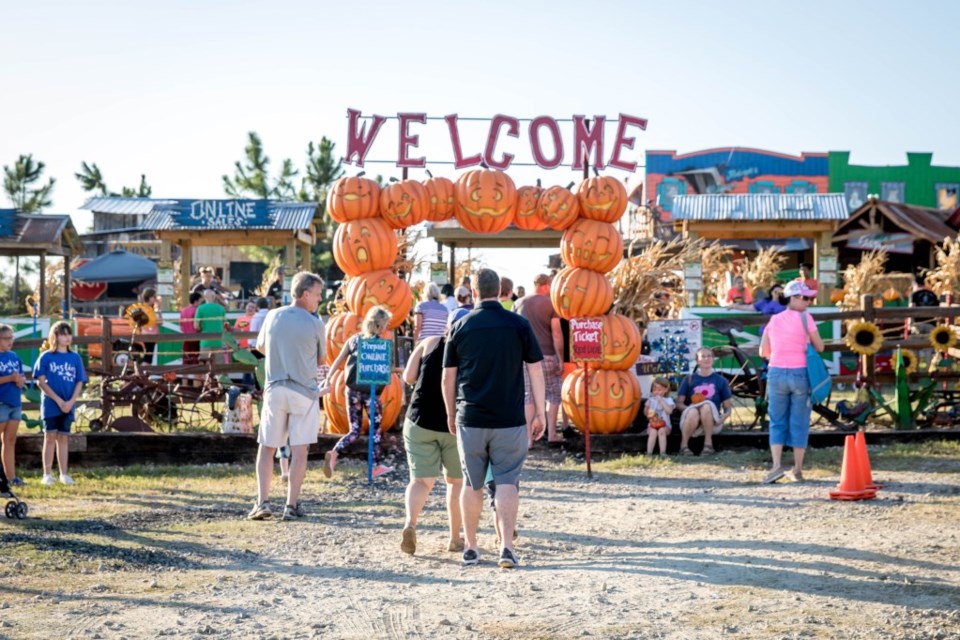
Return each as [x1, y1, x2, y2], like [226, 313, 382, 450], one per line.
[248, 272, 326, 521]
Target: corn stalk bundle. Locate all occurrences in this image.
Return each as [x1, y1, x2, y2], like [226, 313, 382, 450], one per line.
[610, 237, 711, 325]
[701, 243, 734, 306]
[839, 250, 887, 312]
[394, 228, 429, 280]
[741, 247, 788, 293]
[924, 237, 960, 296]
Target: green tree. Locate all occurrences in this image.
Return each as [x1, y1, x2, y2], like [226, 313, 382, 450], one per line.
[76, 162, 152, 197]
[223, 131, 300, 200]
[3, 154, 55, 212]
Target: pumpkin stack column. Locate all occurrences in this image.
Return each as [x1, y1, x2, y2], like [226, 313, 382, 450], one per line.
[325, 174, 410, 435]
[555, 175, 641, 435]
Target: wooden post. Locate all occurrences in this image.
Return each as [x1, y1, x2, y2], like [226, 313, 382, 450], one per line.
[299, 240, 311, 273]
[862, 294, 876, 383]
[285, 238, 297, 274]
[102, 316, 113, 376]
[448, 242, 456, 285]
[179, 239, 192, 307]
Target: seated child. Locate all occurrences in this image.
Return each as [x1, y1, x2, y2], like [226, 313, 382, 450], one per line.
[645, 377, 676, 456]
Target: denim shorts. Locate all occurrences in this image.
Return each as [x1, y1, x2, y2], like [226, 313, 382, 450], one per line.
[767, 367, 811, 448]
[0, 403, 22, 423]
[43, 413, 74, 434]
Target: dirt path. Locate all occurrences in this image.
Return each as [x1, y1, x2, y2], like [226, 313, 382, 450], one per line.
[1, 446, 959, 639]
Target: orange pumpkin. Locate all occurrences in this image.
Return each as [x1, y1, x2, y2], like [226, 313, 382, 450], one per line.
[332, 218, 398, 276]
[324, 369, 401, 434]
[345, 269, 413, 329]
[324, 312, 361, 365]
[576, 175, 628, 223]
[648, 416, 667, 430]
[691, 392, 706, 404]
[455, 169, 518, 234]
[561, 368, 640, 434]
[550, 267, 614, 319]
[830, 288, 846, 304]
[560, 219, 624, 273]
[598, 313, 641, 371]
[538, 184, 580, 231]
[422, 174, 457, 222]
[514, 184, 547, 231]
[882, 287, 901, 302]
[327, 175, 381, 223]
[380, 179, 430, 229]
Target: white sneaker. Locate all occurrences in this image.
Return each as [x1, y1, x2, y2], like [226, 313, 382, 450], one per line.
[41, 474, 56, 486]
[59, 473, 75, 485]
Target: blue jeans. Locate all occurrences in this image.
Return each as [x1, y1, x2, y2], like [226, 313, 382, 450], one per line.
[767, 367, 811, 448]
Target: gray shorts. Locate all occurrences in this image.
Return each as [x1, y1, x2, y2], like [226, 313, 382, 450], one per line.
[457, 425, 527, 491]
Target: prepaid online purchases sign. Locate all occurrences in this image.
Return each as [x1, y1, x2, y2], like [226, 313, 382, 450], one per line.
[570, 317, 604, 363]
[356, 338, 392, 386]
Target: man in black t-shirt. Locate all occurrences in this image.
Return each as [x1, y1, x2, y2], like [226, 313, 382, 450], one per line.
[910, 276, 939, 308]
[443, 268, 545, 569]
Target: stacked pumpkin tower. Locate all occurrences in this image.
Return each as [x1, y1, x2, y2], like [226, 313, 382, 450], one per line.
[547, 176, 642, 434]
[324, 172, 458, 434]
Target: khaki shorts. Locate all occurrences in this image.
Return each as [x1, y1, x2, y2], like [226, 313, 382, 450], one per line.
[403, 419, 462, 479]
[258, 386, 320, 448]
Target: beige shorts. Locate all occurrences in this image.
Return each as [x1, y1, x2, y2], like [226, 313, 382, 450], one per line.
[258, 386, 320, 448]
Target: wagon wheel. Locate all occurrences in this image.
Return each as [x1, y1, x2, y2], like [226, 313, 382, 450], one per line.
[15, 502, 27, 519]
[5, 501, 16, 519]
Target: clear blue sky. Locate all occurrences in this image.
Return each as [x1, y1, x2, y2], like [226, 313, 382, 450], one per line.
[3, 0, 959, 282]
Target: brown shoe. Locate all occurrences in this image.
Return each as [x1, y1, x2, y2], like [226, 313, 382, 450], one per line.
[447, 538, 465, 552]
[322, 451, 336, 479]
[400, 527, 416, 555]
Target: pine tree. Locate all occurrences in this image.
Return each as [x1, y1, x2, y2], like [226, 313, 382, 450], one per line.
[3, 154, 55, 212]
[223, 131, 299, 200]
[76, 162, 152, 197]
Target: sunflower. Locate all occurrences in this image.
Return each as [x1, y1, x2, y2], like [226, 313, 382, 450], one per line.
[845, 321, 883, 356]
[930, 324, 958, 352]
[124, 303, 158, 330]
[899, 348, 918, 375]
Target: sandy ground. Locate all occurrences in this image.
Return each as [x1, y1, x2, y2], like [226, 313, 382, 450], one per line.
[1, 445, 959, 640]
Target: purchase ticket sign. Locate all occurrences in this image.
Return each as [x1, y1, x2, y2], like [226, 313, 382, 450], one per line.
[356, 338, 392, 386]
[570, 317, 604, 363]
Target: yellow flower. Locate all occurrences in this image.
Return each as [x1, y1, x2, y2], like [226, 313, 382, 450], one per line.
[929, 325, 957, 353]
[845, 321, 883, 356]
[124, 303, 158, 330]
[900, 349, 918, 375]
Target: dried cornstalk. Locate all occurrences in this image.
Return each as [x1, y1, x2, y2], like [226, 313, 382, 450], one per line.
[741, 248, 787, 293]
[700, 243, 734, 305]
[924, 237, 960, 296]
[394, 228, 429, 280]
[839, 250, 887, 312]
[610, 236, 705, 325]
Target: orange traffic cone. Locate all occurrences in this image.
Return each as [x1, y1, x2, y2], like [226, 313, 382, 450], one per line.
[854, 431, 883, 491]
[829, 435, 877, 501]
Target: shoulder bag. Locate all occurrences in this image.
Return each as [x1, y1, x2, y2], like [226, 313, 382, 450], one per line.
[801, 312, 832, 405]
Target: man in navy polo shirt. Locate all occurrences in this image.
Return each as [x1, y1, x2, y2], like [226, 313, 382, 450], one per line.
[443, 268, 546, 569]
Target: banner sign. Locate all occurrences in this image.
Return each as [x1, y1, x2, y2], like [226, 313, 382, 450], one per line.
[344, 109, 648, 172]
[570, 317, 604, 363]
[846, 232, 915, 255]
[157, 200, 272, 228]
[356, 338, 392, 386]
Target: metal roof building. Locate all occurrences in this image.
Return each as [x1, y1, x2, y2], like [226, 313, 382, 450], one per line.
[671, 194, 849, 222]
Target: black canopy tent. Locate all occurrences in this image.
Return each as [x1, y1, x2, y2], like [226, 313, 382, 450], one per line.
[71, 249, 158, 283]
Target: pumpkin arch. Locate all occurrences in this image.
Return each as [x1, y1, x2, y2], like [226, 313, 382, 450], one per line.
[332, 218, 398, 276]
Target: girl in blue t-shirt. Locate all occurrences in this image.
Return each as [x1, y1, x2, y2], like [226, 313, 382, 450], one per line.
[0, 324, 26, 487]
[33, 321, 87, 486]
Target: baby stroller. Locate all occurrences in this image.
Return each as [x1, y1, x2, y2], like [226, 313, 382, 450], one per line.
[0, 467, 27, 519]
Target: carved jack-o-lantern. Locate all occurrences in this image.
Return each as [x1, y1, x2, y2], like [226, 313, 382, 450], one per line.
[380, 180, 430, 229]
[332, 218, 398, 277]
[514, 184, 548, 231]
[597, 313, 641, 371]
[324, 312, 361, 365]
[422, 175, 457, 222]
[455, 169, 518, 234]
[538, 185, 580, 231]
[561, 368, 640, 434]
[550, 267, 614, 320]
[328, 175, 381, 223]
[324, 369, 401, 435]
[560, 219, 624, 274]
[345, 269, 413, 329]
[576, 175, 628, 223]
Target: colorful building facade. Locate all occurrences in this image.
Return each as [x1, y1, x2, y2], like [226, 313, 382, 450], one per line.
[646, 148, 830, 216]
[828, 151, 960, 212]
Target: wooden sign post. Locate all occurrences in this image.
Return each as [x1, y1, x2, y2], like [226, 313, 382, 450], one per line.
[570, 317, 604, 479]
[356, 337, 392, 484]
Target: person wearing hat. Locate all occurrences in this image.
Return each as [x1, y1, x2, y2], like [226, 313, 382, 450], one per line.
[191, 266, 229, 305]
[759, 280, 824, 484]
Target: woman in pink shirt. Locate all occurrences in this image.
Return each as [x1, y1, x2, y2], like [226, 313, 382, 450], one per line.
[759, 281, 824, 484]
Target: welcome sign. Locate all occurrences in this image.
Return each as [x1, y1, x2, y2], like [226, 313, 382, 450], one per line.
[344, 109, 648, 172]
